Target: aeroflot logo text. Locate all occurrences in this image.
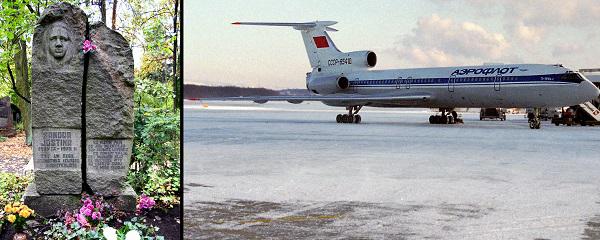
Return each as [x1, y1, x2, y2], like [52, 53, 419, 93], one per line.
[451, 67, 519, 76]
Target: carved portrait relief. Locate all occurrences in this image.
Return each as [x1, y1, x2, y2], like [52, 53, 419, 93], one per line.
[44, 22, 73, 65]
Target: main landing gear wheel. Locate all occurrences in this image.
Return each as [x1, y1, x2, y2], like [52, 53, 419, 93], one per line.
[337, 106, 362, 124]
[528, 108, 542, 129]
[429, 109, 460, 124]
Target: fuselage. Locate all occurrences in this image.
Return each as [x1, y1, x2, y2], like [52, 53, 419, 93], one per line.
[310, 64, 600, 108]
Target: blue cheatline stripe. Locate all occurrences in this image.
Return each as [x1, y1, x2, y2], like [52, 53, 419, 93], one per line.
[349, 74, 580, 87]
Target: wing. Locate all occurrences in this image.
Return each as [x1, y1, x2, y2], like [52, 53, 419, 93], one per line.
[199, 92, 431, 106]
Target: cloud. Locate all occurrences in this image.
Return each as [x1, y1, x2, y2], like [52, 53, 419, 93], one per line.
[552, 43, 582, 57]
[432, 0, 600, 41]
[510, 22, 544, 44]
[507, 0, 600, 27]
[392, 14, 510, 67]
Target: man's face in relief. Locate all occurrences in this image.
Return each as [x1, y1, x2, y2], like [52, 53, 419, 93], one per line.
[48, 26, 70, 59]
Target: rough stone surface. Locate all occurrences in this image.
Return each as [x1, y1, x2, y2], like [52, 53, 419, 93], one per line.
[31, 2, 85, 195]
[23, 183, 136, 217]
[31, 2, 87, 129]
[86, 22, 134, 198]
[0, 97, 16, 137]
[86, 22, 134, 139]
[32, 128, 82, 194]
[23, 183, 81, 217]
[86, 139, 133, 195]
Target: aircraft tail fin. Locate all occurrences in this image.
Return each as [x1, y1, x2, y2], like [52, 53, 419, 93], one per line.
[232, 21, 342, 69]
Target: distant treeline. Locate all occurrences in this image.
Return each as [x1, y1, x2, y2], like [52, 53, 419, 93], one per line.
[184, 84, 309, 98]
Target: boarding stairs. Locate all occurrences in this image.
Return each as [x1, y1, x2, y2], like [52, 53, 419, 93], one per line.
[578, 101, 600, 122]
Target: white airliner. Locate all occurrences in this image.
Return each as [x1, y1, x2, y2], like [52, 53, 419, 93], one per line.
[206, 21, 600, 129]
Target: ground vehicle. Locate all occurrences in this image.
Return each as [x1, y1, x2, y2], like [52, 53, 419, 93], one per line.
[552, 104, 600, 126]
[480, 108, 506, 121]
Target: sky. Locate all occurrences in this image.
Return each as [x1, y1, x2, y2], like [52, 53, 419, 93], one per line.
[184, 0, 600, 89]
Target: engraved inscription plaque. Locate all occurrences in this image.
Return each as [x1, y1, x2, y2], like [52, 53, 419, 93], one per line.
[87, 139, 131, 171]
[33, 128, 81, 169]
[86, 139, 133, 195]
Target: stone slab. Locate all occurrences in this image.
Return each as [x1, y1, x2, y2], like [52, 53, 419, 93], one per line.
[23, 183, 137, 217]
[32, 128, 81, 194]
[87, 22, 134, 139]
[0, 97, 16, 137]
[31, 2, 86, 129]
[86, 139, 133, 195]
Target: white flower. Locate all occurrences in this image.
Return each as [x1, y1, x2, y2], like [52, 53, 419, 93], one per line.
[102, 226, 118, 240]
[125, 230, 142, 240]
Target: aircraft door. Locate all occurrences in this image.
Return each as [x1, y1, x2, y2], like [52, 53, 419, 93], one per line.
[494, 74, 502, 91]
[448, 75, 456, 92]
[396, 77, 402, 89]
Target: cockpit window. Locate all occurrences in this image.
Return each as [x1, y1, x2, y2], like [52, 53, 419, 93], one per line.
[560, 73, 584, 83]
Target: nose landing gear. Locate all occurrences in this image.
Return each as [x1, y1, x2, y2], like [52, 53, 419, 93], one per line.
[337, 106, 362, 124]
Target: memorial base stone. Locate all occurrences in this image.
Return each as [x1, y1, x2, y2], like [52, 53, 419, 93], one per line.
[32, 128, 82, 194]
[23, 183, 137, 217]
[33, 169, 82, 194]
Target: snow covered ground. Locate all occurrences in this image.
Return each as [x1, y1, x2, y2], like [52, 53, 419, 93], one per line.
[184, 101, 600, 239]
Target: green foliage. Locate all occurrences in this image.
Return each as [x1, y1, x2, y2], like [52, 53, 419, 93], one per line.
[129, 106, 180, 207]
[0, 173, 31, 207]
[43, 216, 164, 240]
[117, 217, 164, 240]
[135, 77, 174, 109]
[0, 173, 31, 228]
[15, 120, 24, 132]
[131, 75, 179, 207]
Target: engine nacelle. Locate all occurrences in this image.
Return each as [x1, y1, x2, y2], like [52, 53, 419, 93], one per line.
[307, 75, 349, 94]
[346, 51, 377, 68]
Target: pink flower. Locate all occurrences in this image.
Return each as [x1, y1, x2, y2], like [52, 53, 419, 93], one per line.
[87, 203, 94, 211]
[137, 194, 156, 211]
[83, 208, 93, 217]
[77, 214, 90, 227]
[64, 212, 75, 225]
[83, 198, 92, 206]
[92, 211, 102, 220]
[80, 206, 87, 215]
[82, 40, 97, 53]
[95, 201, 103, 210]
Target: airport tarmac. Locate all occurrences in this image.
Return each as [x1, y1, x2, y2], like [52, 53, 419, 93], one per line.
[184, 101, 600, 239]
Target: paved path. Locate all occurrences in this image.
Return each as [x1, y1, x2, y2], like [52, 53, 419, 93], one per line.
[0, 132, 32, 174]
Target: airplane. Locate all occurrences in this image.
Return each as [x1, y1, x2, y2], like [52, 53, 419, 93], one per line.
[204, 21, 600, 129]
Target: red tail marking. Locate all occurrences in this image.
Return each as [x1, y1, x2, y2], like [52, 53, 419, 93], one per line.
[313, 36, 329, 48]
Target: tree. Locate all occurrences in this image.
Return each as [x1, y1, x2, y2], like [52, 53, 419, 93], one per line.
[0, 0, 39, 144]
[172, 0, 179, 109]
[0, 0, 79, 144]
[100, 0, 106, 24]
[117, 0, 180, 109]
[111, 0, 118, 29]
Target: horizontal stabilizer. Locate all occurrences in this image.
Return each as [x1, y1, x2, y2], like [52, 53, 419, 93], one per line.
[232, 21, 338, 31]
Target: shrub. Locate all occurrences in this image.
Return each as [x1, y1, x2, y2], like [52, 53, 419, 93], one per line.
[0, 173, 31, 207]
[0, 173, 31, 231]
[129, 107, 180, 207]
